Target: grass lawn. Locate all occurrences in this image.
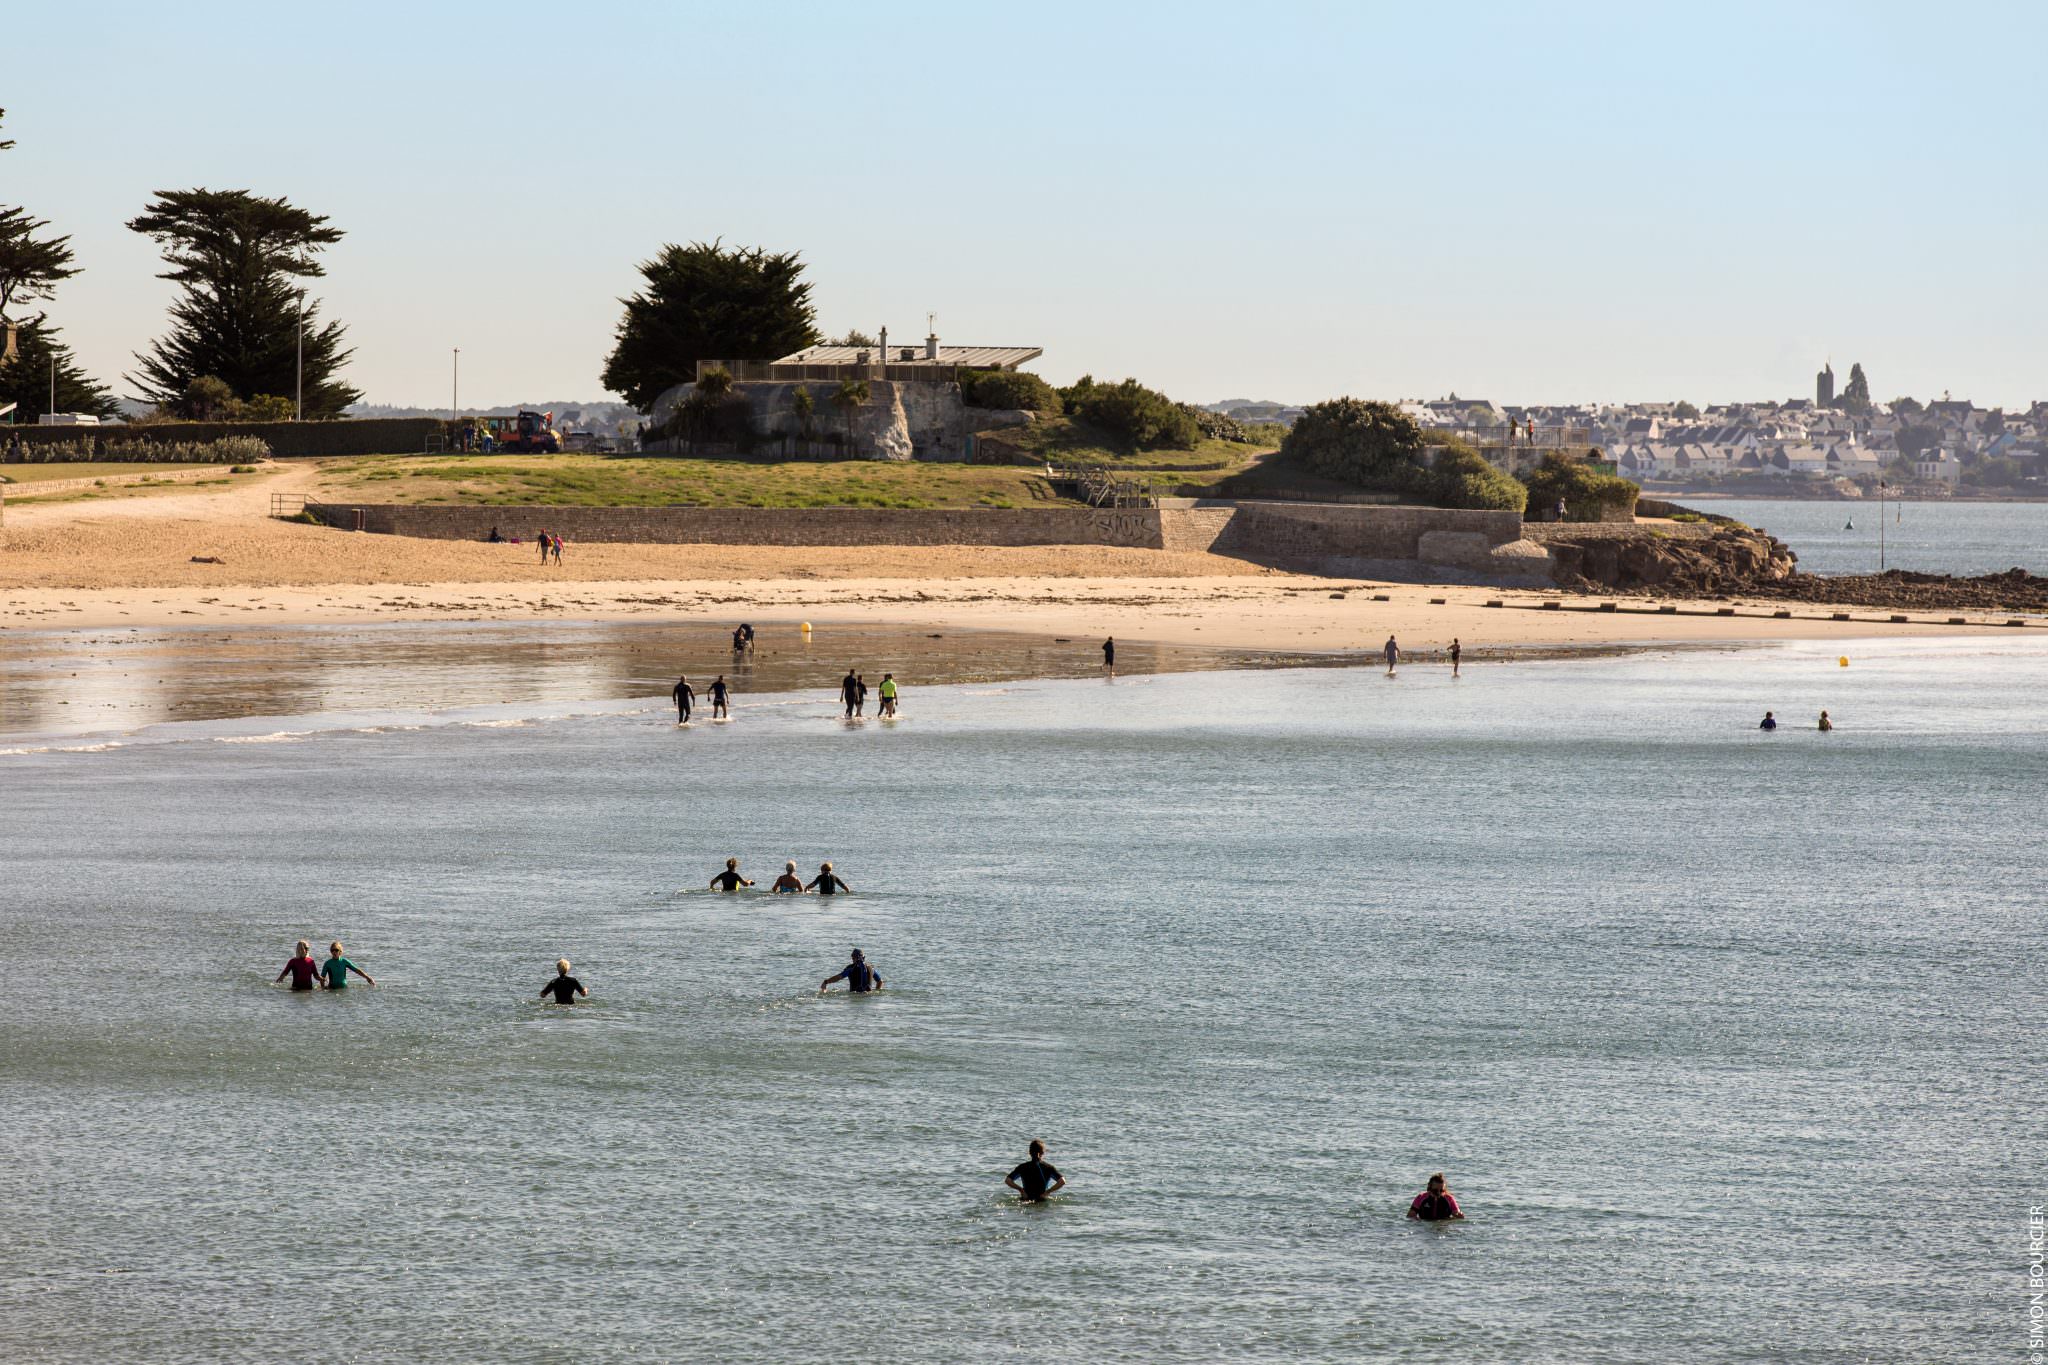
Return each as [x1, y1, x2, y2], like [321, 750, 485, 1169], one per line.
[0, 461, 230, 484]
[977, 415, 1275, 474]
[315, 455, 1071, 509]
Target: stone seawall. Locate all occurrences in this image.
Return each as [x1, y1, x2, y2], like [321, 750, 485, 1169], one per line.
[302, 500, 1527, 565]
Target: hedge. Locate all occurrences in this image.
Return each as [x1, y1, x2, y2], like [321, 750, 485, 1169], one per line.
[2, 417, 446, 458]
[960, 369, 1061, 414]
[3, 435, 271, 465]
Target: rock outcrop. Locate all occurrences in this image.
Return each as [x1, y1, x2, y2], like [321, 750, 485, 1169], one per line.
[1536, 525, 1798, 594]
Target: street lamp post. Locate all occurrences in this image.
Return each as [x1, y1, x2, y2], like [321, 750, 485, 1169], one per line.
[295, 288, 305, 421]
[452, 348, 460, 420]
[1878, 480, 1886, 572]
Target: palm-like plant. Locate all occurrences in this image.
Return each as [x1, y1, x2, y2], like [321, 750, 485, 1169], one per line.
[832, 379, 869, 456]
[791, 386, 815, 454]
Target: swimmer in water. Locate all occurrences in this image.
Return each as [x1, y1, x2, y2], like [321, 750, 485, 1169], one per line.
[275, 939, 320, 992]
[805, 861, 851, 896]
[320, 940, 375, 990]
[771, 861, 805, 894]
[1818, 709, 1834, 732]
[709, 858, 754, 892]
[540, 959, 586, 1004]
[1760, 711, 1777, 731]
[820, 947, 882, 993]
[1406, 1172, 1465, 1221]
[1005, 1139, 1066, 1204]
[709, 675, 731, 719]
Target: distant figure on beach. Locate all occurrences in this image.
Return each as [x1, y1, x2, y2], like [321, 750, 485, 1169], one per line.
[321, 941, 375, 990]
[772, 861, 805, 894]
[276, 940, 321, 992]
[1383, 635, 1400, 674]
[879, 672, 899, 717]
[1818, 709, 1834, 732]
[1006, 1139, 1066, 1204]
[741, 623, 755, 649]
[537, 531, 550, 563]
[732, 625, 747, 652]
[541, 959, 586, 1005]
[1406, 1173, 1465, 1221]
[841, 669, 861, 719]
[550, 534, 563, 566]
[1449, 638, 1462, 677]
[806, 862, 851, 896]
[1760, 711, 1777, 731]
[710, 858, 754, 892]
[1102, 637, 1116, 673]
[820, 947, 882, 993]
[672, 674, 695, 724]
[487, 526, 502, 543]
[709, 675, 731, 719]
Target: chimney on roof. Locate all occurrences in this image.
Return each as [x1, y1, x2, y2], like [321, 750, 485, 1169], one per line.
[926, 312, 938, 361]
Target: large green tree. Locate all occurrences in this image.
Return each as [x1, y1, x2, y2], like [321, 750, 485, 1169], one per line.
[1839, 362, 1873, 415]
[1282, 397, 1426, 485]
[0, 108, 117, 417]
[601, 240, 819, 410]
[126, 188, 359, 417]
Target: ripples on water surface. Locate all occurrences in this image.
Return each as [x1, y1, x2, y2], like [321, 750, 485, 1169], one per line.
[2, 638, 2038, 1362]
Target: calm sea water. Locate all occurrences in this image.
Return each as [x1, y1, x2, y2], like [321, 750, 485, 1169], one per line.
[2, 638, 2039, 1362]
[1701, 497, 2048, 577]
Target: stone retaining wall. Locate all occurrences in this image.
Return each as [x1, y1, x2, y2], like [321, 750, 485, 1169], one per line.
[302, 500, 1526, 563]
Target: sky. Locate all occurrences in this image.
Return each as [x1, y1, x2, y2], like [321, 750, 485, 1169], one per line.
[6, 0, 2045, 411]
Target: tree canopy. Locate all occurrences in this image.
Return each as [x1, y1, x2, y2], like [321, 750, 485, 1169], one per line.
[1839, 362, 1873, 415]
[126, 188, 359, 417]
[1282, 397, 1426, 485]
[1058, 375, 1199, 451]
[600, 240, 820, 410]
[0, 107, 116, 417]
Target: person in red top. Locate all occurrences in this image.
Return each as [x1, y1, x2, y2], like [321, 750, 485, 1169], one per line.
[1406, 1172, 1465, 1221]
[275, 939, 320, 992]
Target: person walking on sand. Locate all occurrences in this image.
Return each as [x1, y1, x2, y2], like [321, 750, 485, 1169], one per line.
[1407, 1172, 1465, 1221]
[841, 669, 860, 719]
[820, 947, 882, 993]
[672, 674, 695, 724]
[550, 533, 563, 566]
[1102, 636, 1116, 674]
[1383, 635, 1400, 675]
[709, 858, 754, 892]
[540, 959, 586, 1005]
[1449, 638, 1462, 677]
[709, 675, 731, 719]
[537, 531, 549, 563]
[772, 861, 805, 894]
[1818, 709, 1834, 732]
[275, 940, 321, 992]
[878, 672, 899, 717]
[320, 940, 375, 990]
[806, 862, 852, 896]
[1006, 1139, 1066, 1204]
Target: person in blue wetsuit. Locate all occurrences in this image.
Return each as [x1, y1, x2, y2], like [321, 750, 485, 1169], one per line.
[821, 948, 882, 994]
[805, 862, 851, 896]
[1759, 711, 1777, 731]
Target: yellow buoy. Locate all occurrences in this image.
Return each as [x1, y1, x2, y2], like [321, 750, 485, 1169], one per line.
[1838, 656, 1849, 667]
[800, 622, 812, 635]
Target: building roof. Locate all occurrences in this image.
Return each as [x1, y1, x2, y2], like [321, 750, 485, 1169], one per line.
[774, 343, 1044, 370]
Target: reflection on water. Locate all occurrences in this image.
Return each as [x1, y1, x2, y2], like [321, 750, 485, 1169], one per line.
[0, 620, 1347, 741]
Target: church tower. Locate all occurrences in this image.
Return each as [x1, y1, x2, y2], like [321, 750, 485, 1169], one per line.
[1816, 361, 1835, 407]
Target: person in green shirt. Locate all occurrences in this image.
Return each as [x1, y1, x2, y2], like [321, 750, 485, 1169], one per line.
[321, 941, 376, 990]
[878, 673, 900, 717]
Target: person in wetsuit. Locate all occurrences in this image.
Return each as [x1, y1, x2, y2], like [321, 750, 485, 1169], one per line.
[841, 670, 861, 719]
[709, 675, 731, 719]
[1406, 1172, 1465, 1221]
[709, 858, 754, 891]
[772, 861, 805, 894]
[820, 948, 882, 993]
[541, 959, 586, 1005]
[732, 626, 748, 652]
[672, 675, 695, 723]
[1383, 635, 1400, 674]
[1102, 637, 1115, 673]
[805, 862, 851, 896]
[1760, 711, 1777, 731]
[320, 940, 375, 989]
[1818, 710, 1834, 732]
[275, 940, 321, 992]
[1006, 1139, 1066, 1204]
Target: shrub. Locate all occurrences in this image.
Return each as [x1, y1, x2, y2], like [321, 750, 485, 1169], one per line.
[1522, 452, 1640, 520]
[1058, 375, 1199, 452]
[960, 369, 1060, 413]
[1425, 442, 1528, 511]
[1282, 398, 1426, 486]
[4, 435, 270, 464]
[8, 418, 442, 458]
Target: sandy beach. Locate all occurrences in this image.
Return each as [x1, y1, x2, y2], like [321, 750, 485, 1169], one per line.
[0, 464, 2025, 648]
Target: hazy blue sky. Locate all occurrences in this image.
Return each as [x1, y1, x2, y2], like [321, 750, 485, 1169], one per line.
[9, 1, 2044, 409]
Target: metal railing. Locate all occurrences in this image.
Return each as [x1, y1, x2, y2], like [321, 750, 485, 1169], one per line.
[269, 492, 307, 518]
[1047, 463, 1159, 508]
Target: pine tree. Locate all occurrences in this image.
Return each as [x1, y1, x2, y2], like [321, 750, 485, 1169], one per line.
[1840, 363, 1873, 416]
[601, 240, 819, 410]
[126, 188, 360, 417]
